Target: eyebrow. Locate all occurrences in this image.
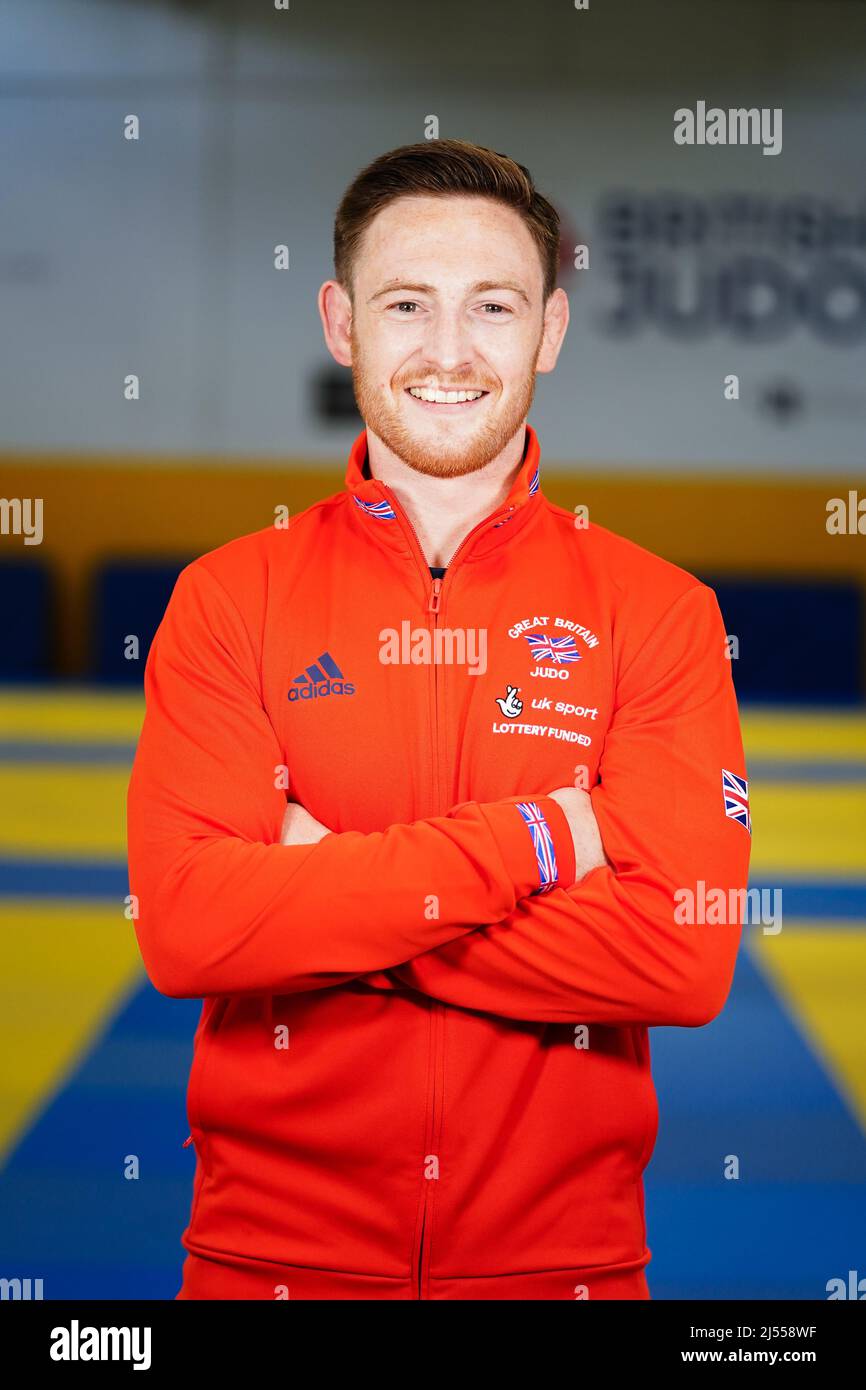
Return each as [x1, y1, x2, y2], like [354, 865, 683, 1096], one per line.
[368, 279, 530, 306]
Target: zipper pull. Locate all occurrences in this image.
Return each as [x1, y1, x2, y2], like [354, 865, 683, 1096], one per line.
[427, 577, 442, 614]
[182, 1134, 194, 1149]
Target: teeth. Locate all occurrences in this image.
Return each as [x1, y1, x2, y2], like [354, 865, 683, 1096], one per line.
[408, 387, 485, 403]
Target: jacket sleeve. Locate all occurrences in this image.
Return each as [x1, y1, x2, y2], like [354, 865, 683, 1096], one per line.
[371, 583, 750, 1027]
[126, 559, 576, 1000]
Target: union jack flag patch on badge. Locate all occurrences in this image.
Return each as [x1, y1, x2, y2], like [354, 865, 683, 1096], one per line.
[524, 632, 581, 664]
[722, 769, 751, 834]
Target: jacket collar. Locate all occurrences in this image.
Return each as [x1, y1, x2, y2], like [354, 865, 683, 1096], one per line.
[344, 423, 543, 560]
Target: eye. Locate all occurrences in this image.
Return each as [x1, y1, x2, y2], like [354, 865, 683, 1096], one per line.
[388, 301, 420, 313]
[480, 303, 511, 315]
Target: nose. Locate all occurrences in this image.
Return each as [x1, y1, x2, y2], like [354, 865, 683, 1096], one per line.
[421, 306, 477, 377]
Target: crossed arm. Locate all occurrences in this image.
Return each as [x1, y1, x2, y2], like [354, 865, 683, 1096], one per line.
[128, 561, 749, 1027]
[286, 584, 749, 1026]
[128, 561, 584, 999]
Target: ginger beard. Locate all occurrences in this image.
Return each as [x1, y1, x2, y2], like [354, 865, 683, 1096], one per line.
[349, 319, 543, 479]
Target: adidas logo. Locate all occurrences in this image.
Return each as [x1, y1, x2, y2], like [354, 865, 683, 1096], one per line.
[288, 651, 356, 701]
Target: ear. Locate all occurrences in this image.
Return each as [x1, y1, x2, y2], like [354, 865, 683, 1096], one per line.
[318, 279, 354, 367]
[535, 287, 570, 374]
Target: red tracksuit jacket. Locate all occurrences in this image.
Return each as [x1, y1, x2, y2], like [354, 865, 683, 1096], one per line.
[126, 423, 750, 1300]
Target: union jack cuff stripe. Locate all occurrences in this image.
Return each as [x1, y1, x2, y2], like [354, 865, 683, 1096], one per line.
[516, 800, 558, 893]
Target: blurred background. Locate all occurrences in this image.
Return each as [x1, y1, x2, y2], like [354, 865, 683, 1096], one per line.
[1, 0, 865, 1299]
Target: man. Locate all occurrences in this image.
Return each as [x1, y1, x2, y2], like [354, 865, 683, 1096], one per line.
[127, 139, 750, 1301]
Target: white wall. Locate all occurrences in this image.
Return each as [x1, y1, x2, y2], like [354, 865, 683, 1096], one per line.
[2, 0, 865, 472]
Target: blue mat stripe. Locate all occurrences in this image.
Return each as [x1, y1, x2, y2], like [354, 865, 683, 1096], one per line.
[749, 881, 866, 919]
[1, 742, 866, 783]
[0, 860, 130, 896]
[0, 859, 864, 920]
[5, 750, 866, 783]
[0, 741, 137, 763]
[747, 760, 866, 782]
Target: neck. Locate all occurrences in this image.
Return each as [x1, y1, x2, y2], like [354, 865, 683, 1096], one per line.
[365, 425, 527, 566]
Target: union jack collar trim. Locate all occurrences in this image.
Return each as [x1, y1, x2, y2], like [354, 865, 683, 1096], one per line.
[352, 494, 396, 520]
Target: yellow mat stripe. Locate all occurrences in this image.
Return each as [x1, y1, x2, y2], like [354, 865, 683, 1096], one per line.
[749, 784, 866, 876]
[0, 767, 863, 872]
[0, 767, 129, 855]
[0, 900, 144, 1161]
[750, 927, 866, 1130]
[741, 711, 866, 761]
[0, 689, 144, 742]
[0, 694, 864, 756]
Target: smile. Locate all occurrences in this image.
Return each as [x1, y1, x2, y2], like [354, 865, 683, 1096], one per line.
[405, 387, 490, 409]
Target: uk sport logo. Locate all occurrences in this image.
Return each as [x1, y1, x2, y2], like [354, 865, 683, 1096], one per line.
[495, 685, 523, 718]
[289, 651, 355, 701]
[722, 769, 751, 834]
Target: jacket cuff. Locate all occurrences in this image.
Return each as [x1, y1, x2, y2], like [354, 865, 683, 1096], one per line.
[478, 795, 576, 897]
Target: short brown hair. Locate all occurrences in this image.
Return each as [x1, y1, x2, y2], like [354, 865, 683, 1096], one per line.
[334, 138, 561, 302]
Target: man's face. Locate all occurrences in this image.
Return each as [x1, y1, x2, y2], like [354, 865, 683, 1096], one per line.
[343, 194, 554, 477]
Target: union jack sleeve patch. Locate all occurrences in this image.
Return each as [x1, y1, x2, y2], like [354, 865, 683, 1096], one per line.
[722, 768, 751, 835]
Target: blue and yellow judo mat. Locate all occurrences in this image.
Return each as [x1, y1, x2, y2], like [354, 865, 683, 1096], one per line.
[0, 690, 864, 1299]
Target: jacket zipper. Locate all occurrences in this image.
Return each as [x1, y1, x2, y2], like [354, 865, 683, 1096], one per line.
[419, 570, 444, 1299]
[375, 483, 517, 1299]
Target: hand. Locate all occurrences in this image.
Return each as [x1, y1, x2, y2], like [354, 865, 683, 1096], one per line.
[548, 786, 609, 884]
[280, 800, 330, 847]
